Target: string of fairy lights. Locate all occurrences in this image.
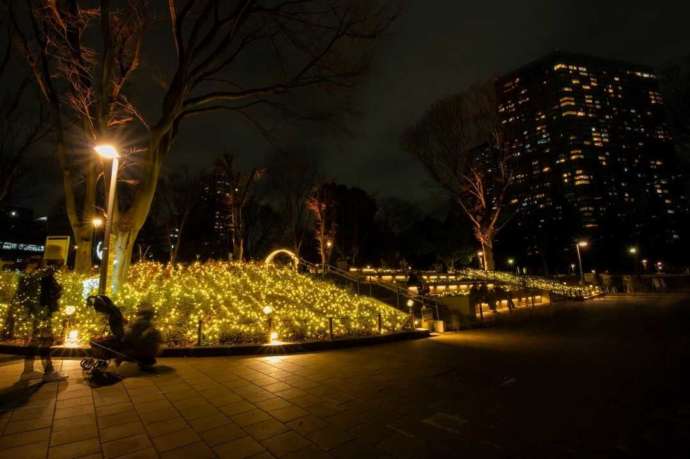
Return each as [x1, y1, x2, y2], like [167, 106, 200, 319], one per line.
[0, 262, 408, 346]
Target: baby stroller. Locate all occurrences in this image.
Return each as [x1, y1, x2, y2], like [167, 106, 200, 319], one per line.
[80, 296, 158, 379]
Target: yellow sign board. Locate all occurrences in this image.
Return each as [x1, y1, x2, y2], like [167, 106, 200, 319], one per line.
[44, 235, 71, 266]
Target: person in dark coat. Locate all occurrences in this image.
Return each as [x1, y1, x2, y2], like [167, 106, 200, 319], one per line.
[122, 305, 161, 368]
[18, 258, 66, 381]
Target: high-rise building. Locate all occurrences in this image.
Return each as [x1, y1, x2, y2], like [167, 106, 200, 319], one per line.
[198, 163, 231, 258]
[496, 51, 681, 265]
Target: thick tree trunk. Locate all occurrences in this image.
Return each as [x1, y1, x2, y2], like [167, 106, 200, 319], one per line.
[109, 228, 137, 294]
[232, 239, 244, 262]
[477, 226, 496, 271]
[482, 243, 495, 271]
[73, 224, 94, 273]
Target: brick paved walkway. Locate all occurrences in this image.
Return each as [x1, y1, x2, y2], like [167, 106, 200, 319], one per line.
[1, 295, 689, 458]
[0, 339, 447, 459]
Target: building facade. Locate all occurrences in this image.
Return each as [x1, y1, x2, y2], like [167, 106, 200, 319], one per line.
[198, 162, 232, 259]
[496, 52, 681, 267]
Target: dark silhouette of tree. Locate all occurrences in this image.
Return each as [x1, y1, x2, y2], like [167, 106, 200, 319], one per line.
[0, 15, 46, 205]
[9, 0, 397, 288]
[307, 182, 337, 270]
[159, 169, 202, 264]
[403, 82, 512, 270]
[264, 149, 319, 256]
[216, 153, 264, 261]
[331, 185, 376, 266]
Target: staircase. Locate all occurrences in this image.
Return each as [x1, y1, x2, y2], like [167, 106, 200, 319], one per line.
[298, 259, 442, 320]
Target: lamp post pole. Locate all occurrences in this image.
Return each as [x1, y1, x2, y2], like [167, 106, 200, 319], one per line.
[576, 242, 585, 285]
[94, 145, 120, 295]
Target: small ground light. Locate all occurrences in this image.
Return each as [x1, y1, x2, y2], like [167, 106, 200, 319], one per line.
[66, 330, 79, 346]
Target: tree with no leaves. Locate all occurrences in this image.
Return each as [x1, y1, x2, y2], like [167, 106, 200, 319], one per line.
[402, 82, 512, 271]
[307, 182, 337, 271]
[9, 0, 397, 291]
[0, 16, 46, 206]
[264, 149, 319, 256]
[216, 153, 264, 262]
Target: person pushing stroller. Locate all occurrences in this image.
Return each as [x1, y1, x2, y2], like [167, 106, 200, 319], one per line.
[84, 296, 161, 372]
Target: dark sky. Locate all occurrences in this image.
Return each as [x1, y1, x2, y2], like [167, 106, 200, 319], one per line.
[16, 0, 690, 214]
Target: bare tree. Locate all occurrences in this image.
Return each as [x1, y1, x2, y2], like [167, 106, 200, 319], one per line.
[10, 0, 396, 290]
[307, 182, 336, 270]
[216, 153, 264, 261]
[402, 82, 512, 271]
[160, 168, 201, 264]
[265, 149, 319, 256]
[0, 15, 46, 205]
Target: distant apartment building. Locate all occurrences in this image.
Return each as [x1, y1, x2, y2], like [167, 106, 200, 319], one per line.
[496, 52, 680, 254]
[199, 163, 231, 258]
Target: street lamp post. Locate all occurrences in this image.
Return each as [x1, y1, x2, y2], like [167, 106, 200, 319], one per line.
[575, 241, 588, 285]
[91, 217, 103, 266]
[628, 247, 639, 275]
[94, 144, 120, 295]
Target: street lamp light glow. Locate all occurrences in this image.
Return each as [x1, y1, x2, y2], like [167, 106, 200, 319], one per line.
[406, 299, 414, 308]
[507, 258, 515, 265]
[94, 144, 119, 159]
[92, 217, 104, 228]
[628, 247, 637, 255]
[577, 241, 588, 248]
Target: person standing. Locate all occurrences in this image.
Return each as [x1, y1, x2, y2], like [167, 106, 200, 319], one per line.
[18, 257, 67, 381]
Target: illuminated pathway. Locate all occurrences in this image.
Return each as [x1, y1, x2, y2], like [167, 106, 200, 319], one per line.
[1, 294, 688, 458]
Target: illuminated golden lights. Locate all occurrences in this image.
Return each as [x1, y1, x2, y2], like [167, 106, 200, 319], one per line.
[94, 144, 119, 159]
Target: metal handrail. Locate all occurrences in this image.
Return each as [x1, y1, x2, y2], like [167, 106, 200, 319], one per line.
[298, 258, 442, 320]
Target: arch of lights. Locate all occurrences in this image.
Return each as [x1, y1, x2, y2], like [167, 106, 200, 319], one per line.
[264, 248, 299, 271]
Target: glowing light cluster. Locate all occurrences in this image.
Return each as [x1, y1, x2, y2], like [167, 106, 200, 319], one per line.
[0, 262, 407, 346]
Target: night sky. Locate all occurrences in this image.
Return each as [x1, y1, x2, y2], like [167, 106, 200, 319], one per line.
[17, 0, 690, 214]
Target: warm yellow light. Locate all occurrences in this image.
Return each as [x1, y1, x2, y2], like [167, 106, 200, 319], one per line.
[262, 305, 273, 315]
[507, 258, 515, 265]
[270, 331, 279, 342]
[64, 305, 76, 316]
[94, 144, 119, 159]
[92, 217, 104, 228]
[326, 240, 333, 248]
[577, 241, 588, 247]
[406, 299, 414, 308]
[66, 329, 79, 346]
[628, 247, 637, 254]
[477, 251, 484, 256]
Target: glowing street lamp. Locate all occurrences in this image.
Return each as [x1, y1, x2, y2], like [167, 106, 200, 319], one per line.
[94, 143, 120, 295]
[477, 251, 485, 270]
[92, 217, 104, 228]
[575, 240, 588, 285]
